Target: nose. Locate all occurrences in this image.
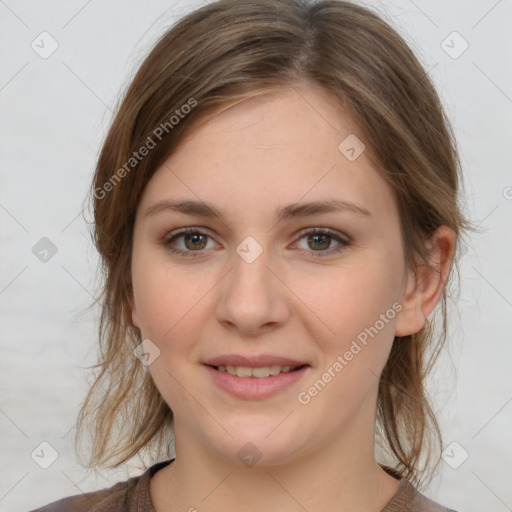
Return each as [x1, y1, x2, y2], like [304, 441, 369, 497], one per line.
[214, 237, 290, 336]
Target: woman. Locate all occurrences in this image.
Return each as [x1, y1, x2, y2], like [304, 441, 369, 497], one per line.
[33, 0, 471, 510]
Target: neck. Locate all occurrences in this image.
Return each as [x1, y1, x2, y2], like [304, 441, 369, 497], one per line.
[150, 405, 401, 511]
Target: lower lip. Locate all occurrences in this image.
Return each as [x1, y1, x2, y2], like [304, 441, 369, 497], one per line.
[204, 365, 310, 400]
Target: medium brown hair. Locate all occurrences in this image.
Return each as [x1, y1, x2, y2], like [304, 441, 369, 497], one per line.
[77, 0, 473, 487]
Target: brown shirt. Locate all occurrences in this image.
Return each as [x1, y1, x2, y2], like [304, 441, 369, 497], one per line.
[30, 460, 458, 512]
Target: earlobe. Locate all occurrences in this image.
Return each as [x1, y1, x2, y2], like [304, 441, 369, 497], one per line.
[394, 226, 456, 337]
[394, 270, 426, 337]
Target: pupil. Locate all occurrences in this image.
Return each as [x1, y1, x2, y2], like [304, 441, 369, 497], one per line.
[309, 234, 329, 250]
[186, 233, 206, 250]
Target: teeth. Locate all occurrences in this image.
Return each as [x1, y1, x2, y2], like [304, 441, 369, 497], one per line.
[215, 365, 301, 378]
[236, 366, 252, 377]
[252, 366, 271, 378]
[269, 365, 281, 375]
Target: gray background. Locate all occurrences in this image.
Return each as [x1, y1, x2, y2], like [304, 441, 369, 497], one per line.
[1, 1, 511, 510]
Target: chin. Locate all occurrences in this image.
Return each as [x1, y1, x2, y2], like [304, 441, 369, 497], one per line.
[201, 420, 312, 469]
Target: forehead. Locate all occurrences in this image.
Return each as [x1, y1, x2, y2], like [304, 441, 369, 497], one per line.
[138, 84, 398, 224]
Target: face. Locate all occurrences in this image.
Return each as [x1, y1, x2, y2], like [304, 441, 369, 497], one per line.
[130, 83, 415, 467]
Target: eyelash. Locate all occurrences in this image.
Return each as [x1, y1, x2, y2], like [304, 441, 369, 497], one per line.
[162, 226, 350, 258]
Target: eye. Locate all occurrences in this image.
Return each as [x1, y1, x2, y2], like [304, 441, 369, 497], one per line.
[163, 227, 218, 257]
[293, 227, 350, 257]
[162, 227, 350, 258]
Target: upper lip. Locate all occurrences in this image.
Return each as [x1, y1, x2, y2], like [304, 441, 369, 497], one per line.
[203, 354, 309, 367]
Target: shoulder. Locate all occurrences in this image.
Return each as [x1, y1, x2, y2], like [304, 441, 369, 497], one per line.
[29, 460, 173, 512]
[28, 477, 140, 512]
[383, 477, 458, 512]
[28, 480, 126, 512]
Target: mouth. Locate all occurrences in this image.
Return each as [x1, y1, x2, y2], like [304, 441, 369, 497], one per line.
[206, 364, 308, 378]
[202, 357, 311, 399]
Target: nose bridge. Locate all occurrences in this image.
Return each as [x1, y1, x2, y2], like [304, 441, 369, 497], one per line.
[215, 233, 288, 331]
[231, 233, 274, 297]
[235, 235, 266, 267]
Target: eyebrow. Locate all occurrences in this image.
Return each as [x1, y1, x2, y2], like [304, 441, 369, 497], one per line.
[144, 198, 371, 221]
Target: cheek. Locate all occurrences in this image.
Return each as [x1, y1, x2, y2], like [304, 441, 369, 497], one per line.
[131, 244, 170, 328]
[134, 271, 199, 341]
[295, 270, 399, 418]
[290, 257, 402, 413]
[132, 252, 219, 368]
[292, 257, 401, 344]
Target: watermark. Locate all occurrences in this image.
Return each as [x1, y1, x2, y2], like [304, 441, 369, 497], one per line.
[237, 442, 263, 468]
[297, 302, 402, 405]
[442, 441, 469, 469]
[94, 97, 198, 200]
[134, 338, 161, 366]
[338, 134, 366, 161]
[31, 31, 59, 59]
[31, 441, 59, 469]
[236, 236, 264, 263]
[440, 31, 469, 60]
[32, 236, 58, 263]
[503, 186, 512, 200]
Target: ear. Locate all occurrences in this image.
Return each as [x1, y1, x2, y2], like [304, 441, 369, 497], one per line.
[394, 226, 456, 337]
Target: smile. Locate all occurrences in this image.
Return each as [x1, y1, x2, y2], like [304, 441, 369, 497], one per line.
[204, 363, 310, 399]
[212, 364, 306, 378]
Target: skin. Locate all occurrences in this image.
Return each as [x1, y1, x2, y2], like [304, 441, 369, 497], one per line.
[130, 81, 456, 512]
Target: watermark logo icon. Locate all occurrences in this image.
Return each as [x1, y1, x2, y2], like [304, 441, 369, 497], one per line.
[442, 441, 469, 469]
[32, 237, 58, 263]
[236, 236, 263, 264]
[31, 441, 59, 469]
[338, 134, 366, 161]
[441, 31, 469, 59]
[31, 32, 59, 59]
[134, 338, 161, 366]
[237, 442, 262, 468]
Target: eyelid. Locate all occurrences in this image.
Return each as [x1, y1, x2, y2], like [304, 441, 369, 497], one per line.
[162, 225, 216, 244]
[163, 225, 350, 242]
[163, 225, 351, 257]
[293, 226, 350, 244]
